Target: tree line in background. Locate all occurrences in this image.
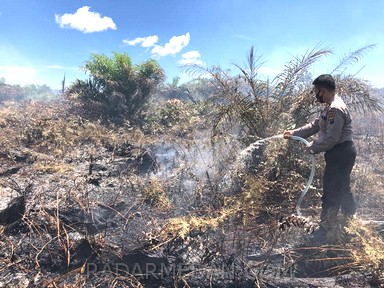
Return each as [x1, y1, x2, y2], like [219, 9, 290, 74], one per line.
[0, 78, 57, 102]
[1, 45, 383, 137]
[70, 45, 383, 142]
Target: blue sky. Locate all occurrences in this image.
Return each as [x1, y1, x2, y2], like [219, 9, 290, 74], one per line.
[1, 0, 384, 90]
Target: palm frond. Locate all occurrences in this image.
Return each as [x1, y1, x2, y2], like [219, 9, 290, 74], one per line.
[273, 43, 332, 99]
[232, 46, 267, 99]
[181, 63, 212, 79]
[331, 44, 376, 75]
[335, 75, 383, 114]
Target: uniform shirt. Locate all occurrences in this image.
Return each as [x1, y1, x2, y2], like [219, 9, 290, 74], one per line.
[292, 95, 353, 154]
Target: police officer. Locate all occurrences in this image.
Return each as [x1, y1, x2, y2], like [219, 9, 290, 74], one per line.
[283, 74, 357, 238]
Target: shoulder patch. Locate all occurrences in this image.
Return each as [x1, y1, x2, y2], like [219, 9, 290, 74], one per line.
[328, 110, 335, 124]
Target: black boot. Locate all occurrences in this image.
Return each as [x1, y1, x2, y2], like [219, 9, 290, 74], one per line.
[308, 225, 328, 243]
[308, 208, 339, 243]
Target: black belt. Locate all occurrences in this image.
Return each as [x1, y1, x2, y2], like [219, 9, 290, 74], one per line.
[326, 140, 354, 154]
[334, 140, 353, 148]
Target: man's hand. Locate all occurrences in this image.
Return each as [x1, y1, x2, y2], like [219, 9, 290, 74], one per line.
[306, 141, 315, 154]
[283, 130, 293, 139]
[284, 130, 315, 154]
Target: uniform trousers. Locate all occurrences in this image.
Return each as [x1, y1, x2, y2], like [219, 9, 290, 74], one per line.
[321, 141, 357, 225]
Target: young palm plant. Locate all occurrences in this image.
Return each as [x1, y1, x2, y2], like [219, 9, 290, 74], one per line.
[184, 44, 382, 143]
[66, 52, 165, 123]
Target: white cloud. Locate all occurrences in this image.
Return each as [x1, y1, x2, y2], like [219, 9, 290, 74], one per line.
[44, 64, 64, 70]
[0, 65, 38, 85]
[43, 64, 79, 71]
[0, 64, 85, 89]
[234, 34, 255, 41]
[123, 35, 159, 48]
[55, 6, 117, 33]
[179, 50, 204, 66]
[151, 33, 190, 57]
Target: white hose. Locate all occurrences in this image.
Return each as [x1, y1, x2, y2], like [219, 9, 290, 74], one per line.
[248, 135, 316, 216]
[289, 136, 316, 216]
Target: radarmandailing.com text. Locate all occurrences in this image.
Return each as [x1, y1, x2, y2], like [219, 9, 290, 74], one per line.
[85, 262, 236, 280]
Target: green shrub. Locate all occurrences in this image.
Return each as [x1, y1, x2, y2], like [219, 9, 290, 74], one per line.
[66, 52, 165, 123]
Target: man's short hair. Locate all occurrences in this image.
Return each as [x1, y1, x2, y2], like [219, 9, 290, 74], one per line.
[312, 74, 336, 91]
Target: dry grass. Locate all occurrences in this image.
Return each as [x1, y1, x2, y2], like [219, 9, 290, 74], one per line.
[0, 100, 149, 158]
[346, 219, 384, 286]
[0, 98, 383, 287]
[142, 177, 172, 211]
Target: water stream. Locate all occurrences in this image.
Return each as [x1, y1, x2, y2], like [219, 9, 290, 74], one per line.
[152, 134, 316, 216]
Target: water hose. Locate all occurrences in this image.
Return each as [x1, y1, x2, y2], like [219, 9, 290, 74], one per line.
[288, 136, 316, 216]
[250, 135, 316, 216]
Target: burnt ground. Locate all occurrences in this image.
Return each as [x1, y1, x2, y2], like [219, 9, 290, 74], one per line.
[0, 100, 384, 287]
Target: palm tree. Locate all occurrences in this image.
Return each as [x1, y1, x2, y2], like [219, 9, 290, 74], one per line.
[66, 52, 165, 122]
[183, 44, 382, 142]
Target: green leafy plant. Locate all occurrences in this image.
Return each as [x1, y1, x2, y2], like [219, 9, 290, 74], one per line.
[66, 52, 165, 123]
